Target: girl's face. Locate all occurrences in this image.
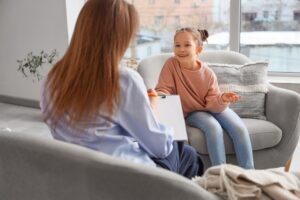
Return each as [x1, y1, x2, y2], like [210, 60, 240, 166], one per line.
[173, 32, 202, 64]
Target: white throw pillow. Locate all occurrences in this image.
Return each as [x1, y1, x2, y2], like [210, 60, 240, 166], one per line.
[207, 61, 268, 119]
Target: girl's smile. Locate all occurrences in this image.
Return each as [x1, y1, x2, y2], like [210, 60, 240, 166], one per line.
[177, 54, 189, 57]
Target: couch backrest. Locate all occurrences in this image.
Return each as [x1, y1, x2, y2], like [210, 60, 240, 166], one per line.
[0, 131, 220, 200]
[137, 50, 251, 89]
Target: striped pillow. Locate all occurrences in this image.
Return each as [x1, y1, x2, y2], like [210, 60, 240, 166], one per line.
[207, 61, 268, 119]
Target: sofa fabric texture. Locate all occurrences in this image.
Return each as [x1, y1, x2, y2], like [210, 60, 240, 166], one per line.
[207, 61, 268, 119]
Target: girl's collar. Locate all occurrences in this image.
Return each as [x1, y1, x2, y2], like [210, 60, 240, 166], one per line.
[176, 58, 203, 72]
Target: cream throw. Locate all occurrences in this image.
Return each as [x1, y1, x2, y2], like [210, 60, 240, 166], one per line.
[193, 164, 300, 200]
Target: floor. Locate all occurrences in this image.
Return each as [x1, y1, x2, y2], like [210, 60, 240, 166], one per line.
[0, 102, 299, 173]
[0, 102, 52, 139]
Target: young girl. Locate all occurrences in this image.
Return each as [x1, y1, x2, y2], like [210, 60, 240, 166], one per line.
[155, 27, 254, 169]
[40, 1, 203, 178]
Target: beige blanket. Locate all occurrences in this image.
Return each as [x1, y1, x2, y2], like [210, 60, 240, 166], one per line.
[193, 164, 300, 200]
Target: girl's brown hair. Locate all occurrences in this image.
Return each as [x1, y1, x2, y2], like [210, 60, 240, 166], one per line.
[174, 27, 209, 46]
[45, 0, 139, 128]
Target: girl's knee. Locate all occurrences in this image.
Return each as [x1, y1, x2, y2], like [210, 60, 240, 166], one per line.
[230, 127, 251, 145]
[206, 124, 223, 138]
[233, 126, 249, 138]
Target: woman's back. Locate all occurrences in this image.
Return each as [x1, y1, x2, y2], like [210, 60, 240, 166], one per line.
[41, 67, 174, 166]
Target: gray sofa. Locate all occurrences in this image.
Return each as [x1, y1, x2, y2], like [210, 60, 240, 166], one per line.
[0, 130, 221, 200]
[137, 50, 300, 170]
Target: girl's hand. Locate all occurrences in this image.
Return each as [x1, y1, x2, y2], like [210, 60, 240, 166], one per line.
[221, 92, 241, 103]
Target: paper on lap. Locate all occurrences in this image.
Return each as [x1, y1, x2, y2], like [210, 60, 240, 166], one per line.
[156, 95, 187, 141]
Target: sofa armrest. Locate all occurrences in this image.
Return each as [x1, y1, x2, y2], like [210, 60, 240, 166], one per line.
[0, 130, 222, 200]
[266, 84, 300, 156]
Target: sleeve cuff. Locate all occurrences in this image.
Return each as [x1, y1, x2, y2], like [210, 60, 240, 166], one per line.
[218, 93, 229, 106]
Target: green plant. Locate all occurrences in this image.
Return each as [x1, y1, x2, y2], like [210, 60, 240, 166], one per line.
[17, 49, 58, 81]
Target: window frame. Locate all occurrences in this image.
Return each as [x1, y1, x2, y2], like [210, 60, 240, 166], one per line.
[231, 0, 300, 76]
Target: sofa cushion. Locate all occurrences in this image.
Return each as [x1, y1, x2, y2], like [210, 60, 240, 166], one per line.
[207, 61, 268, 119]
[187, 118, 282, 154]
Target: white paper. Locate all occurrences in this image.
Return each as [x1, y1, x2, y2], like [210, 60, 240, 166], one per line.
[156, 95, 188, 141]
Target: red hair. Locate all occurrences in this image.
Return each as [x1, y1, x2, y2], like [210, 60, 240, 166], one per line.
[45, 0, 139, 129]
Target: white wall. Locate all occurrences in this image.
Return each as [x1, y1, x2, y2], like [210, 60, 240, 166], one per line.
[0, 0, 69, 101]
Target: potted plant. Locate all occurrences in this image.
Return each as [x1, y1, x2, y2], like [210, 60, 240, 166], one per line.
[17, 49, 58, 81]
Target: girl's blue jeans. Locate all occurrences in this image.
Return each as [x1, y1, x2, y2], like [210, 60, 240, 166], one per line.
[185, 108, 254, 169]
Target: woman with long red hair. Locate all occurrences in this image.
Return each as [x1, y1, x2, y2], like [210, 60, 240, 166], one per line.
[41, 0, 203, 178]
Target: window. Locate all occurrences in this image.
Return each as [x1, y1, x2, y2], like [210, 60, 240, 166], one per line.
[294, 11, 300, 21]
[154, 16, 164, 26]
[65, 0, 86, 41]
[147, 46, 152, 55]
[125, 0, 300, 74]
[275, 10, 279, 20]
[241, 0, 300, 73]
[127, 0, 230, 60]
[263, 11, 269, 19]
[174, 16, 180, 27]
[243, 12, 257, 21]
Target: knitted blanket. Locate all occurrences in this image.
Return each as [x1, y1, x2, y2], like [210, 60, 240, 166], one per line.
[193, 164, 300, 200]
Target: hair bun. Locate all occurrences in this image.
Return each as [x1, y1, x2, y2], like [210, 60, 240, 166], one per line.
[197, 29, 209, 41]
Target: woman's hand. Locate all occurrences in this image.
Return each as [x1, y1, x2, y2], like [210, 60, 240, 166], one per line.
[221, 92, 241, 103]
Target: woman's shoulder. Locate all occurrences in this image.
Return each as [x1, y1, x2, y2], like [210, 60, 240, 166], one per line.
[119, 67, 144, 86]
[119, 67, 148, 100]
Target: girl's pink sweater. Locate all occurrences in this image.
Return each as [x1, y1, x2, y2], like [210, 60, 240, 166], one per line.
[155, 57, 229, 117]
